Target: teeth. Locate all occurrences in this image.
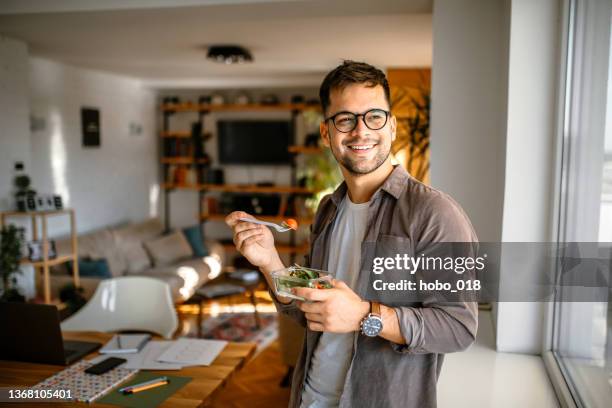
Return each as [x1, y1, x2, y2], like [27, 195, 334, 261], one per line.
[349, 145, 374, 150]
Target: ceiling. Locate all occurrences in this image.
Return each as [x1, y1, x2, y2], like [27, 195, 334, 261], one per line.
[0, 0, 433, 89]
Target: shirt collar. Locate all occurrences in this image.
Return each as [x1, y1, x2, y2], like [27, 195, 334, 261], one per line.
[330, 165, 409, 206]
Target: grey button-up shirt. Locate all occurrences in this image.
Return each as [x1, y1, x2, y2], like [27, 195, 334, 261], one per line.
[273, 165, 478, 408]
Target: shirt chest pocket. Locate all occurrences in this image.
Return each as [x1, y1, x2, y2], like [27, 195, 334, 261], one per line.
[372, 234, 415, 257]
[356, 235, 415, 298]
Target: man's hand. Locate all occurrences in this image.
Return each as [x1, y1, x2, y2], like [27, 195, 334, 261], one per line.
[295, 279, 370, 333]
[225, 211, 281, 270]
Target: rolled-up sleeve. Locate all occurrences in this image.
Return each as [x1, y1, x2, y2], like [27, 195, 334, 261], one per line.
[390, 191, 479, 354]
[391, 302, 478, 354]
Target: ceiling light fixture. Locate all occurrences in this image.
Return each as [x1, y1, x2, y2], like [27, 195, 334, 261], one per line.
[207, 45, 253, 64]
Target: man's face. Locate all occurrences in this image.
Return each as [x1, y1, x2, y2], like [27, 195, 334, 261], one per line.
[320, 83, 396, 176]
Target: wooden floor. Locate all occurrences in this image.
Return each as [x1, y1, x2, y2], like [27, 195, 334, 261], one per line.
[210, 340, 291, 408]
[177, 289, 291, 408]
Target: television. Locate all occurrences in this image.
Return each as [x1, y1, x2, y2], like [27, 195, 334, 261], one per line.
[217, 120, 293, 164]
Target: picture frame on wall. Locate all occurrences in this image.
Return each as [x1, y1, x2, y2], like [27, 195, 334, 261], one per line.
[81, 107, 101, 147]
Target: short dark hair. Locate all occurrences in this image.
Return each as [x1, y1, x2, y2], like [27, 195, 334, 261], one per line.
[319, 60, 391, 115]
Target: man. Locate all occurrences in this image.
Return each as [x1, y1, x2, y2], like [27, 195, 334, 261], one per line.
[226, 61, 478, 408]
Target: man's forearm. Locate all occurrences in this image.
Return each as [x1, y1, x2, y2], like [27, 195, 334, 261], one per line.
[379, 304, 407, 345]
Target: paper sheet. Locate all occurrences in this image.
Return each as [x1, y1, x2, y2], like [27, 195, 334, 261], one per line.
[89, 341, 183, 370]
[156, 338, 228, 366]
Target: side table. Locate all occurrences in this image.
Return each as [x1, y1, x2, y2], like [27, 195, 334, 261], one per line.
[186, 272, 262, 338]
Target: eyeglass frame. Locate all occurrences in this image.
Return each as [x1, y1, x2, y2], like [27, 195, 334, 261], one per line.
[324, 108, 391, 133]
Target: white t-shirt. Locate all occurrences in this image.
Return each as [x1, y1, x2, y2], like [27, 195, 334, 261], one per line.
[301, 195, 370, 408]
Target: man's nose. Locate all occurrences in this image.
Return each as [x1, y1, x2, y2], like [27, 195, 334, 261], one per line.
[351, 115, 370, 136]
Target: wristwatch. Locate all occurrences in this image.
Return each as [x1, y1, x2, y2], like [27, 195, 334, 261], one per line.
[360, 302, 383, 337]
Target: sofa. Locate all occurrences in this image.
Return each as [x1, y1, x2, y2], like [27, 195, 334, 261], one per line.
[49, 218, 225, 302]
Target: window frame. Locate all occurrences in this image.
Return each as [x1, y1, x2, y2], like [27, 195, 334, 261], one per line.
[543, 0, 612, 407]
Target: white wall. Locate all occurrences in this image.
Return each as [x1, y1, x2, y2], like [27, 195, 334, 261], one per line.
[0, 36, 30, 210]
[28, 57, 158, 236]
[430, 0, 509, 336]
[430, 0, 509, 243]
[0, 36, 35, 298]
[1, 48, 158, 297]
[496, 0, 560, 354]
[431, 0, 562, 354]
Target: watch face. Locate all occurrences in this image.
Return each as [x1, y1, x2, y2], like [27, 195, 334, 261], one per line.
[362, 316, 383, 337]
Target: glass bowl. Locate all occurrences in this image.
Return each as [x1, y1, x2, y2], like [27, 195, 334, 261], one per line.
[271, 265, 333, 301]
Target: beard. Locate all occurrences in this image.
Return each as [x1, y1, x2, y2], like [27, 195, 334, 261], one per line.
[330, 136, 391, 175]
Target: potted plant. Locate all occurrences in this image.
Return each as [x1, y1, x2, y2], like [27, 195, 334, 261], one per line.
[0, 225, 25, 302]
[391, 80, 431, 182]
[298, 110, 343, 212]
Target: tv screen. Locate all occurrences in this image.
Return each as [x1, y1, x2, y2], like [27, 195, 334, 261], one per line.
[217, 120, 293, 164]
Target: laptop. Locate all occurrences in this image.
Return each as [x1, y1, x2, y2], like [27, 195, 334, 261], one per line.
[0, 302, 101, 365]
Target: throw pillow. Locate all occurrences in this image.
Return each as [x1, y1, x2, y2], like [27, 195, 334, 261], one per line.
[68, 258, 112, 279]
[182, 225, 209, 257]
[122, 242, 152, 273]
[144, 230, 194, 266]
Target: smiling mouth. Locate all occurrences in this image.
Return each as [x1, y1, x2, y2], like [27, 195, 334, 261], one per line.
[347, 144, 377, 151]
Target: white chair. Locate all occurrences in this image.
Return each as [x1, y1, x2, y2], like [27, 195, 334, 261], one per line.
[61, 276, 178, 339]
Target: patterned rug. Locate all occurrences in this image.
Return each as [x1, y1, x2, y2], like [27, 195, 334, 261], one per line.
[192, 312, 278, 354]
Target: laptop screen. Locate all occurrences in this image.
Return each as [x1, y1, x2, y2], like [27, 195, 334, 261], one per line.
[0, 302, 67, 365]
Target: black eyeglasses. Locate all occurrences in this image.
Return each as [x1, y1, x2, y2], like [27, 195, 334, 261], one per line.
[325, 109, 390, 133]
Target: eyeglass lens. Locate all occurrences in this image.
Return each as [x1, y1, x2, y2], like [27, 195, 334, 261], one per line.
[333, 109, 388, 132]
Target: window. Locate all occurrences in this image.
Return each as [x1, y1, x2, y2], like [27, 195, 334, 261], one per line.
[550, 0, 612, 407]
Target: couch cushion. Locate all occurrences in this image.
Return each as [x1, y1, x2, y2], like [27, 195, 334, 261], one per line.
[144, 231, 193, 266]
[182, 225, 208, 257]
[122, 242, 152, 273]
[112, 218, 163, 274]
[55, 228, 127, 277]
[174, 258, 213, 287]
[144, 258, 213, 299]
[68, 258, 112, 279]
[112, 218, 164, 243]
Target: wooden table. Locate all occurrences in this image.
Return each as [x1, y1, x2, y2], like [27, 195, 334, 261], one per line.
[0, 331, 256, 407]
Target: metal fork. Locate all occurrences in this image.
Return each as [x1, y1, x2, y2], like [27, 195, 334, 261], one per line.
[238, 217, 294, 232]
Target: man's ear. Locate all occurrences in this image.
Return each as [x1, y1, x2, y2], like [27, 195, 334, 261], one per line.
[390, 115, 397, 142]
[320, 120, 330, 147]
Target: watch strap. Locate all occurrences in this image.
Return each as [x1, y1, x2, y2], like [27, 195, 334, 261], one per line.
[371, 302, 381, 317]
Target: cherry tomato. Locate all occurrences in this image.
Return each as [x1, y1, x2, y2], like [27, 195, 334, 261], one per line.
[285, 218, 298, 230]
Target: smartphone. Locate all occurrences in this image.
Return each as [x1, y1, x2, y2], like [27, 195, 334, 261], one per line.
[84, 357, 127, 375]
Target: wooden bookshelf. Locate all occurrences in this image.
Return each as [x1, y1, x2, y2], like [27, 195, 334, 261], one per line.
[0, 209, 79, 304]
[20, 254, 73, 268]
[161, 157, 210, 165]
[0, 209, 72, 218]
[200, 184, 317, 194]
[288, 145, 323, 154]
[161, 131, 191, 138]
[161, 183, 200, 190]
[161, 131, 212, 140]
[162, 183, 317, 194]
[162, 103, 320, 113]
[161, 101, 322, 261]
